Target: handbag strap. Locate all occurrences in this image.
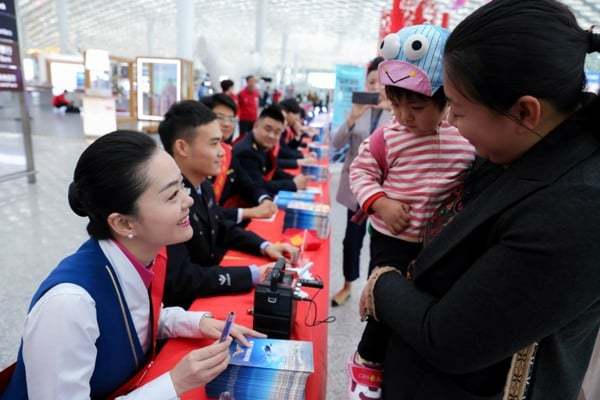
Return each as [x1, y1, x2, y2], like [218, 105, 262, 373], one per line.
[503, 342, 539, 400]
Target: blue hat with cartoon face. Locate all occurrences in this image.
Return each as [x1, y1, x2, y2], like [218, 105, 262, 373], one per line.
[378, 24, 450, 96]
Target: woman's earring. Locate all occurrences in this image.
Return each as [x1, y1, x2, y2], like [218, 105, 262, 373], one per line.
[127, 233, 134, 239]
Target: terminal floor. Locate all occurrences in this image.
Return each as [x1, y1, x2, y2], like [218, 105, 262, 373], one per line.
[0, 105, 371, 399]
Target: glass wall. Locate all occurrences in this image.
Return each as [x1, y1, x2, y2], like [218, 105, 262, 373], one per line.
[136, 58, 181, 121]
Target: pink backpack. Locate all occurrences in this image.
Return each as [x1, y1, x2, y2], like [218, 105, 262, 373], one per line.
[351, 127, 388, 225]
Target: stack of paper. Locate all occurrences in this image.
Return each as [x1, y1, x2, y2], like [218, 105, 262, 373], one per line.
[283, 201, 330, 238]
[308, 143, 329, 160]
[274, 191, 317, 208]
[206, 339, 314, 400]
[300, 164, 328, 181]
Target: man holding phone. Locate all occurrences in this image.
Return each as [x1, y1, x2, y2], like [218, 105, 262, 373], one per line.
[331, 56, 393, 307]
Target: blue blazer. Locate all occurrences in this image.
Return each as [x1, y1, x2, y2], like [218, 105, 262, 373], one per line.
[2, 239, 146, 399]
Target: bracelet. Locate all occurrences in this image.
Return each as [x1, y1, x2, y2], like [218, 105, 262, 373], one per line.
[367, 266, 401, 321]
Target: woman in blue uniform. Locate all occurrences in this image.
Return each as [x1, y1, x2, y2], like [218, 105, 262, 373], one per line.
[2, 130, 264, 399]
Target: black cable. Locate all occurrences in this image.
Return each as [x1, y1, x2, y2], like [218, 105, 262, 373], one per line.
[303, 274, 336, 327]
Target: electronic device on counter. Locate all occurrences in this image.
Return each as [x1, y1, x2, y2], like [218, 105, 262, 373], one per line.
[253, 258, 297, 339]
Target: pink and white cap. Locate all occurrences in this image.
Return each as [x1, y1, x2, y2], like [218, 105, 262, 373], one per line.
[378, 60, 433, 96]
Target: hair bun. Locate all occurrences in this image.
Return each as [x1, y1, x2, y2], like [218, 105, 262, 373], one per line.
[68, 182, 88, 217]
[588, 31, 600, 54]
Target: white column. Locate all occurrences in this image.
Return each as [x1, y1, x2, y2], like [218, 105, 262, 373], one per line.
[278, 31, 289, 86]
[255, 0, 266, 64]
[146, 18, 155, 56]
[176, 0, 194, 60]
[55, 0, 69, 53]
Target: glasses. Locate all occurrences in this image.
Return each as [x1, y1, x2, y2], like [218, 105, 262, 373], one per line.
[216, 114, 237, 124]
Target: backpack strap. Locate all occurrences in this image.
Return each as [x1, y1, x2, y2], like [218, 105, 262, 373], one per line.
[351, 127, 388, 225]
[368, 126, 388, 183]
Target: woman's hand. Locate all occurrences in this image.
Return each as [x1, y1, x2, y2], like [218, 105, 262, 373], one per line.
[170, 338, 232, 396]
[347, 104, 370, 127]
[359, 275, 377, 320]
[198, 317, 267, 347]
[359, 267, 401, 320]
[375, 98, 392, 112]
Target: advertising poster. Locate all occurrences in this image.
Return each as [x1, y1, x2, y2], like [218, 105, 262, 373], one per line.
[0, 0, 23, 91]
[331, 64, 365, 132]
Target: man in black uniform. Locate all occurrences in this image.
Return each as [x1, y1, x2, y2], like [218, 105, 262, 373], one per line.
[200, 94, 277, 223]
[233, 105, 310, 196]
[158, 100, 298, 308]
[276, 98, 317, 170]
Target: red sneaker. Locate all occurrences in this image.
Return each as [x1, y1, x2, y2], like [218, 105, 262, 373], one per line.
[346, 353, 383, 400]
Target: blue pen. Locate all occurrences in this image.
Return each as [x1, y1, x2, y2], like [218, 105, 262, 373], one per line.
[219, 312, 236, 342]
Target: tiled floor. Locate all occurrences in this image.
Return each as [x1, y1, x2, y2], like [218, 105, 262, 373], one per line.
[0, 105, 371, 399]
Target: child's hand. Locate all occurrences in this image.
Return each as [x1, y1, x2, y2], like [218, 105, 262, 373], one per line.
[371, 197, 410, 235]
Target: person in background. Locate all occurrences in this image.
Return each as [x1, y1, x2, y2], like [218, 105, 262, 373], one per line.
[220, 79, 238, 113]
[279, 98, 313, 149]
[234, 105, 309, 196]
[52, 90, 80, 113]
[200, 94, 277, 223]
[330, 56, 392, 306]
[201, 93, 239, 145]
[158, 101, 298, 309]
[272, 88, 282, 104]
[359, 1, 600, 398]
[277, 98, 317, 169]
[260, 83, 270, 107]
[0, 130, 265, 399]
[237, 75, 260, 138]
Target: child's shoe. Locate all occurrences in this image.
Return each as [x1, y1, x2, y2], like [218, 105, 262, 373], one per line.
[346, 353, 383, 399]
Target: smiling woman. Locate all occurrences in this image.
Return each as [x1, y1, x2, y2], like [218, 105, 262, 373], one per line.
[359, 1, 600, 399]
[1, 130, 266, 399]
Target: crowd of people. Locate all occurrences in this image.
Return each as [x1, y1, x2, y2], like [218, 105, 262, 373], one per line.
[2, 0, 600, 399]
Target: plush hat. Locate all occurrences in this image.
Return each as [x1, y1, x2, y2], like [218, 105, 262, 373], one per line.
[378, 24, 450, 97]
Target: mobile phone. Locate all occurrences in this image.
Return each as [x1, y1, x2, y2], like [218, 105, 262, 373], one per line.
[351, 91, 380, 105]
[219, 312, 236, 342]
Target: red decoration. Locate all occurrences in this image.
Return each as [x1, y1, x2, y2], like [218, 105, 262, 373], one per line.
[390, 0, 405, 32]
[441, 12, 450, 28]
[378, 0, 443, 50]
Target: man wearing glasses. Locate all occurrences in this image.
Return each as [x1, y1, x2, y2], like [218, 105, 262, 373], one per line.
[200, 94, 277, 223]
[234, 105, 309, 196]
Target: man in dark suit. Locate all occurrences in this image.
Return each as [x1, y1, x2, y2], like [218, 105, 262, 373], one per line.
[200, 94, 277, 223]
[276, 98, 318, 170]
[233, 105, 309, 196]
[158, 100, 298, 308]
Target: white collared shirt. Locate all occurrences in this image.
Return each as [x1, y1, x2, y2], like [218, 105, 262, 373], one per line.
[21, 240, 210, 399]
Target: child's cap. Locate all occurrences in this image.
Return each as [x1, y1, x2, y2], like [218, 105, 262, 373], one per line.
[378, 24, 450, 97]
